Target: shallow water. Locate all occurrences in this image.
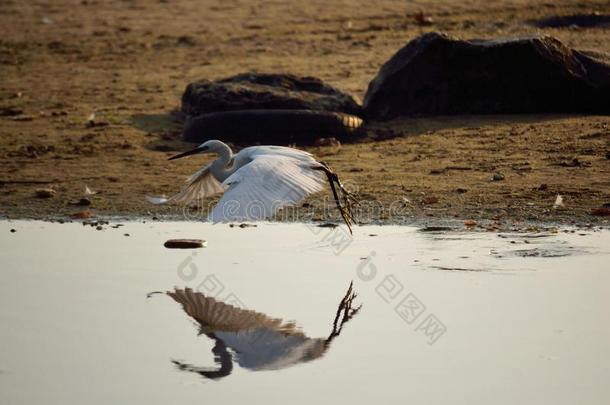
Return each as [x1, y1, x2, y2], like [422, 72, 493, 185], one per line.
[1, 221, 609, 404]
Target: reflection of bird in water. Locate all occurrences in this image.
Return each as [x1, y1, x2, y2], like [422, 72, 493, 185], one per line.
[147, 139, 356, 233]
[167, 282, 361, 380]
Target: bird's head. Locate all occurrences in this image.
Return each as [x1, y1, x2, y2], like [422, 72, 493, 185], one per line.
[168, 140, 226, 160]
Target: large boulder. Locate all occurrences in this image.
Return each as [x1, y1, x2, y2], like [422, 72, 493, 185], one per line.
[182, 72, 362, 117]
[363, 32, 610, 119]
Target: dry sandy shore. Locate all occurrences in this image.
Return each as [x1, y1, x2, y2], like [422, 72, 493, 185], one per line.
[1, 0, 609, 227]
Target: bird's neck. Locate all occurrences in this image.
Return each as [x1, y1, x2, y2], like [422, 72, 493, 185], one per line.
[211, 143, 234, 182]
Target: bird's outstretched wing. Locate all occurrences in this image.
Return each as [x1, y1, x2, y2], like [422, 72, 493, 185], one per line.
[209, 154, 325, 222]
[168, 288, 324, 371]
[147, 164, 226, 204]
[168, 288, 302, 336]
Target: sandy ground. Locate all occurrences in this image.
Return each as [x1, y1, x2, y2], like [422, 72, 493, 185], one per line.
[1, 0, 609, 227]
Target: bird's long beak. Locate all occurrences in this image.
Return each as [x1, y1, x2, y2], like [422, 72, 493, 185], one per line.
[168, 146, 208, 160]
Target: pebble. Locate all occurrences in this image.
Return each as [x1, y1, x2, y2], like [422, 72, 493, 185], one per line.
[164, 239, 205, 249]
[492, 172, 505, 181]
[591, 207, 610, 217]
[72, 210, 94, 219]
[35, 188, 55, 198]
[422, 196, 439, 204]
[10, 228, 16, 233]
[74, 198, 91, 206]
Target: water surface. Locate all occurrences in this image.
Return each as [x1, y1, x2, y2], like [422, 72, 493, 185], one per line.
[1, 221, 608, 404]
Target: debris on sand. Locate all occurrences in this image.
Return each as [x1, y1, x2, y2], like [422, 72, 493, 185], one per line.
[464, 220, 477, 228]
[492, 172, 505, 181]
[34, 188, 55, 198]
[164, 239, 206, 249]
[413, 11, 433, 26]
[553, 195, 564, 209]
[72, 210, 94, 219]
[591, 208, 610, 217]
[422, 196, 439, 204]
[84, 186, 98, 195]
[10, 229, 16, 233]
[86, 113, 110, 128]
[70, 198, 91, 206]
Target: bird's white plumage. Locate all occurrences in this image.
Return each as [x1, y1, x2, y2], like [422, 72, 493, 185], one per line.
[168, 288, 327, 371]
[149, 142, 326, 222]
[210, 152, 325, 222]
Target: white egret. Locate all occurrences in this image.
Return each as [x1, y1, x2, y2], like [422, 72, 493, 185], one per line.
[148, 140, 355, 232]
[167, 283, 360, 380]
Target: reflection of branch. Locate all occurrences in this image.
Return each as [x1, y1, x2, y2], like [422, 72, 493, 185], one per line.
[326, 281, 362, 344]
[171, 334, 233, 380]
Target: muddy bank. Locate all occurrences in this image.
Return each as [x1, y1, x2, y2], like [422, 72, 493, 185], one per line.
[0, 0, 609, 225]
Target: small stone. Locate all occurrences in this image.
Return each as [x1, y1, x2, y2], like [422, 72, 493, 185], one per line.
[456, 188, 468, 193]
[124, 233, 130, 237]
[591, 207, 610, 217]
[96, 225, 103, 230]
[10, 229, 16, 233]
[35, 188, 55, 198]
[164, 239, 205, 249]
[464, 219, 477, 227]
[73, 198, 91, 206]
[422, 196, 439, 204]
[72, 210, 94, 219]
[492, 172, 505, 181]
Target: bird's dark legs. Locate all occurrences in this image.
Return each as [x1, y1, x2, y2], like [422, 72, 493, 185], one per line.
[313, 163, 357, 234]
[326, 281, 362, 345]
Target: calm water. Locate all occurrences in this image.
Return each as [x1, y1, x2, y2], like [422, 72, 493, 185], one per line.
[1, 221, 609, 404]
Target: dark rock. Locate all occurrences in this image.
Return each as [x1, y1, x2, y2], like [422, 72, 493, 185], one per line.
[182, 73, 362, 117]
[591, 208, 610, 217]
[0, 106, 23, 117]
[164, 239, 205, 248]
[34, 188, 55, 198]
[71, 198, 91, 206]
[363, 33, 610, 119]
[533, 13, 610, 28]
[183, 109, 364, 145]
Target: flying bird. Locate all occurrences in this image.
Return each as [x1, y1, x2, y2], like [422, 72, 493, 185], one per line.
[166, 282, 361, 380]
[148, 140, 355, 232]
